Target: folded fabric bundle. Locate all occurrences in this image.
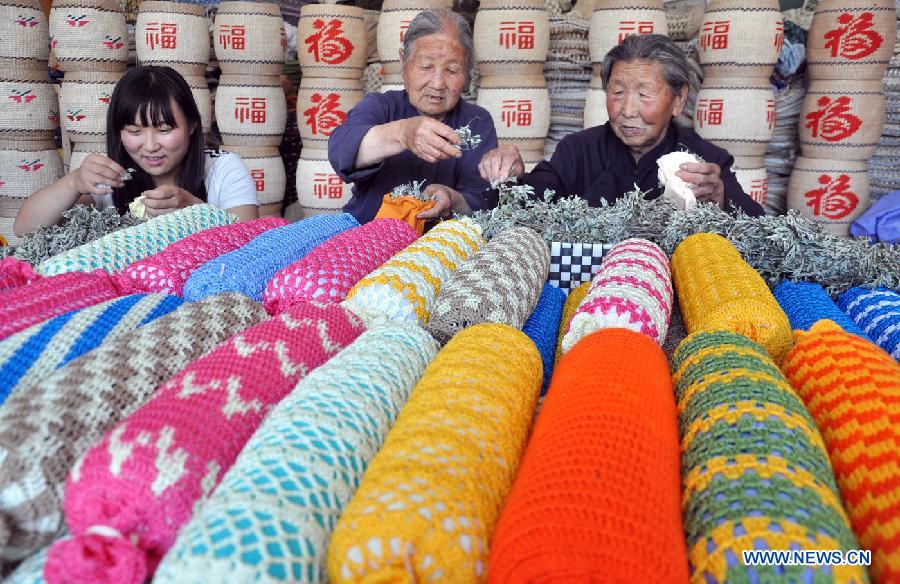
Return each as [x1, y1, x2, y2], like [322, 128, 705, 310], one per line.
[0, 294, 184, 407]
[837, 287, 900, 359]
[425, 227, 550, 344]
[674, 329, 865, 584]
[374, 194, 436, 235]
[562, 238, 673, 352]
[671, 232, 793, 363]
[0, 270, 122, 342]
[773, 280, 868, 337]
[116, 217, 287, 295]
[328, 324, 542, 582]
[489, 329, 687, 583]
[343, 218, 484, 324]
[0, 293, 267, 563]
[156, 324, 439, 583]
[263, 219, 418, 315]
[554, 281, 590, 364]
[522, 283, 565, 394]
[0, 257, 40, 292]
[783, 320, 900, 583]
[37, 205, 235, 276]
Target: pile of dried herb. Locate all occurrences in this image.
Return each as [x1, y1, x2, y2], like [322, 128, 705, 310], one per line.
[389, 180, 433, 202]
[454, 122, 482, 151]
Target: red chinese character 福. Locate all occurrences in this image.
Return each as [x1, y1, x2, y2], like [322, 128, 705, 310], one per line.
[700, 20, 730, 51]
[805, 173, 858, 220]
[749, 177, 768, 205]
[219, 24, 246, 51]
[145, 22, 178, 50]
[399, 19, 411, 44]
[498, 21, 535, 50]
[767, 99, 776, 130]
[250, 169, 265, 192]
[774, 21, 784, 52]
[500, 100, 532, 128]
[313, 173, 344, 199]
[303, 93, 347, 137]
[695, 98, 724, 128]
[823, 12, 883, 60]
[617, 20, 654, 43]
[304, 19, 353, 65]
[804, 96, 862, 142]
[234, 97, 267, 124]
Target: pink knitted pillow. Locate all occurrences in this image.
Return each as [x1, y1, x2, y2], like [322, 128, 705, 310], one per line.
[116, 217, 288, 295]
[0, 257, 40, 291]
[43, 302, 366, 584]
[262, 218, 418, 315]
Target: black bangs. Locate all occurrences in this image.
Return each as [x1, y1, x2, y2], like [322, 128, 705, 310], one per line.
[110, 68, 182, 130]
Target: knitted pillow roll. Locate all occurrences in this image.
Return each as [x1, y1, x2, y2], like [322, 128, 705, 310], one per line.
[343, 218, 484, 324]
[0, 293, 267, 563]
[328, 323, 542, 582]
[0, 270, 121, 342]
[115, 217, 287, 295]
[554, 280, 590, 364]
[562, 238, 673, 352]
[488, 329, 688, 583]
[837, 287, 900, 359]
[0, 294, 184, 406]
[155, 324, 439, 583]
[671, 232, 792, 363]
[263, 219, 419, 315]
[182, 213, 359, 302]
[783, 320, 900, 582]
[0, 257, 40, 291]
[673, 329, 865, 584]
[37, 205, 235, 276]
[44, 302, 366, 583]
[773, 280, 867, 337]
[425, 226, 550, 345]
[523, 283, 565, 394]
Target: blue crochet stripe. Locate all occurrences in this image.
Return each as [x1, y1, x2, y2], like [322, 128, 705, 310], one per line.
[837, 286, 900, 359]
[522, 283, 565, 395]
[772, 280, 868, 338]
[0, 312, 76, 403]
[141, 295, 185, 326]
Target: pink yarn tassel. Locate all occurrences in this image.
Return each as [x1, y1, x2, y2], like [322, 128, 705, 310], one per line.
[43, 302, 366, 584]
[116, 217, 288, 295]
[0, 257, 40, 291]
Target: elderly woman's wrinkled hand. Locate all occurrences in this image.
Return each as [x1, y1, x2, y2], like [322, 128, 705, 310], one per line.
[416, 183, 471, 220]
[399, 116, 463, 164]
[478, 144, 525, 183]
[676, 161, 725, 209]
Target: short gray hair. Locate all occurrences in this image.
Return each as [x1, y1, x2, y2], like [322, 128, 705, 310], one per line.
[401, 9, 474, 83]
[600, 34, 691, 95]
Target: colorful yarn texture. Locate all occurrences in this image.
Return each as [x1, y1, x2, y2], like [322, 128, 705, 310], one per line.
[0, 293, 267, 563]
[3, 540, 53, 584]
[182, 214, 359, 302]
[343, 218, 484, 324]
[425, 226, 550, 345]
[671, 232, 792, 363]
[561, 238, 673, 352]
[156, 324, 439, 583]
[838, 287, 900, 359]
[555, 280, 590, 364]
[673, 329, 865, 584]
[522, 283, 565, 394]
[489, 328, 688, 583]
[116, 217, 287, 295]
[0, 294, 184, 406]
[0, 257, 40, 291]
[783, 320, 900, 582]
[328, 324, 542, 583]
[773, 280, 867, 337]
[37, 204, 235, 276]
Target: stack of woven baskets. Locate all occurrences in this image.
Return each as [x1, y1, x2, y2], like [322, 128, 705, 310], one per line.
[788, 0, 896, 236]
[868, 11, 900, 202]
[543, 13, 590, 160]
[0, 0, 63, 245]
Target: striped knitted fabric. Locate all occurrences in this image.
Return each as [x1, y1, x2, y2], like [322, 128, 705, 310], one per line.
[0, 270, 122, 342]
[425, 227, 550, 345]
[671, 232, 793, 363]
[773, 280, 868, 337]
[561, 238, 673, 353]
[328, 324, 542, 582]
[115, 217, 287, 295]
[155, 324, 439, 583]
[673, 329, 865, 584]
[0, 294, 184, 407]
[0, 257, 40, 291]
[783, 320, 900, 582]
[837, 287, 900, 359]
[522, 283, 565, 394]
[488, 328, 688, 583]
[183, 214, 359, 302]
[0, 293, 267, 563]
[44, 302, 366, 583]
[263, 219, 419, 315]
[343, 218, 484, 324]
[37, 205, 235, 276]
[554, 281, 590, 364]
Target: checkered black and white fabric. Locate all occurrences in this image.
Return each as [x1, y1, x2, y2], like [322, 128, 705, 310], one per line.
[548, 242, 609, 293]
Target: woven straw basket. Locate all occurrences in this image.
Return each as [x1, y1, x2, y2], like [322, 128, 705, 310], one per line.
[477, 74, 550, 151]
[589, 0, 667, 65]
[377, 0, 452, 77]
[787, 156, 869, 237]
[136, 1, 209, 77]
[58, 70, 122, 142]
[298, 4, 367, 79]
[0, 70, 58, 141]
[583, 75, 609, 129]
[296, 77, 363, 149]
[731, 160, 768, 207]
[799, 79, 885, 160]
[184, 75, 211, 136]
[807, 0, 897, 81]
[0, 0, 49, 71]
[693, 76, 774, 158]
[295, 147, 352, 219]
[0, 139, 63, 200]
[68, 141, 105, 173]
[664, 0, 705, 41]
[474, 0, 550, 77]
[215, 74, 287, 147]
[49, 0, 126, 72]
[214, 1, 284, 77]
[697, 0, 783, 78]
[221, 144, 286, 217]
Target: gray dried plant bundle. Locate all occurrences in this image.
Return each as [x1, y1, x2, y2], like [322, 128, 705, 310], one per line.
[472, 185, 900, 294]
[454, 122, 482, 150]
[389, 179, 432, 202]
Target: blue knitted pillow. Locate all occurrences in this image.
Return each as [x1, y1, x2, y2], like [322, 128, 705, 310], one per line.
[837, 287, 900, 359]
[773, 280, 867, 338]
[522, 283, 565, 394]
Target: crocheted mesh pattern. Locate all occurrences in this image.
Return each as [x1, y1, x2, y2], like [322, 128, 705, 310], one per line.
[773, 280, 868, 338]
[0, 258, 40, 292]
[155, 324, 439, 583]
[783, 320, 900, 583]
[0, 270, 122, 342]
[343, 218, 484, 324]
[522, 283, 565, 395]
[424, 227, 550, 345]
[183, 214, 359, 302]
[0, 294, 184, 407]
[263, 219, 419, 316]
[837, 287, 900, 360]
[36, 205, 235, 277]
[671, 232, 793, 364]
[562, 238, 673, 353]
[555, 281, 590, 364]
[116, 217, 287, 295]
[672, 329, 865, 584]
[489, 329, 688, 583]
[0, 293, 267, 563]
[328, 324, 542, 583]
